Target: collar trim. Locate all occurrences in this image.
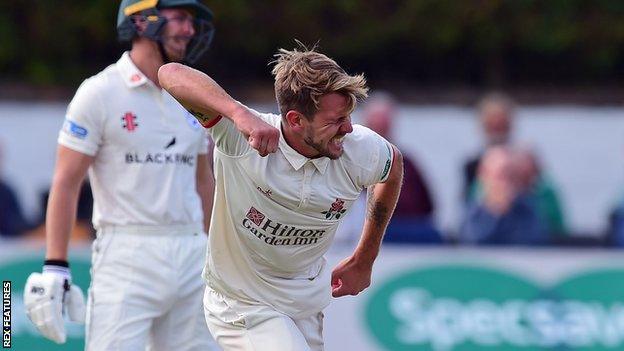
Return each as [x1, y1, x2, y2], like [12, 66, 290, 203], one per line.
[278, 122, 329, 174]
[118, 52, 149, 89]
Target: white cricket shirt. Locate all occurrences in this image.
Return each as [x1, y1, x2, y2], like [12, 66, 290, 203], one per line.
[58, 52, 208, 228]
[204, 112, 393, 318]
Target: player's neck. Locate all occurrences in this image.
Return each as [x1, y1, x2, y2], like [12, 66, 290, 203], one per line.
[281, 123, 320, 159]
[129, 41, 164, 88]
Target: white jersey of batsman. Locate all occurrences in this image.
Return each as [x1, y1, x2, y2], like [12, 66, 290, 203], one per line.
[58, 52, 208, 228]
[204, 112, 393, 318]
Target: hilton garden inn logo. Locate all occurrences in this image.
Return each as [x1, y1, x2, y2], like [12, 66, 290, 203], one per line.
[365, 266, 624, 351]
[242, 207, 328, 246]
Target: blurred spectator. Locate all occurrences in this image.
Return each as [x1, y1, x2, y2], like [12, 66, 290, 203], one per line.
[608, 198, 624, 246]
[514, 146, 567, 237]
[0, 143, 31, 236]
[363, 92, 440, 243]
[29, 181, 95, 242]
[463, 92, 515, 201]
[468, 145, 567, 239]
[459, 146, 547, 245]
[0, 181, 31, 237]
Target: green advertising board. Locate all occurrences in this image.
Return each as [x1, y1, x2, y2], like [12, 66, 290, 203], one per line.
[365, 265, 624, 351]
[2, 256, 90, 351]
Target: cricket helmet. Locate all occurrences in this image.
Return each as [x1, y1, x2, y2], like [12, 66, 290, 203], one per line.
[117, 0, 214, 64]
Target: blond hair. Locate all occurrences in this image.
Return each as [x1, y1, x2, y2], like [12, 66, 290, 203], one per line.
[271, 45, 368, 119]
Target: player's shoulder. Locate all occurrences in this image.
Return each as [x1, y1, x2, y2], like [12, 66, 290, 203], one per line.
[344, 124, 389, 153]
[341, 124, 391, 166]
[96, 62, 125, 89]
[253, 109, 281, 127]
[67, 63, 126, 118]
[346, 124, 380, 143]
[74, 63, 120, 97]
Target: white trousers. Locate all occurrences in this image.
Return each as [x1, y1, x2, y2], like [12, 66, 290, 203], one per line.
[85, 225, 220, 351]
[204, 286, 324, 351]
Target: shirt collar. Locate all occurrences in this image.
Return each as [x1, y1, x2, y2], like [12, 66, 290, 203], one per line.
[278, 121, 329, 175]
[117, 52, 149, 89]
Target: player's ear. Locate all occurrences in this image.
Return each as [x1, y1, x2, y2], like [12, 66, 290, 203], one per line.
[285, 110, 306, 131]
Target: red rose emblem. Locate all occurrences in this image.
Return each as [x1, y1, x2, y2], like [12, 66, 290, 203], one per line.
[330, 199, 345, 212]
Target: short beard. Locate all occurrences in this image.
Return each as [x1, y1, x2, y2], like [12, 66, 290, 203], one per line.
[161, 36, 190, 62]
[303, 135, 341, 160]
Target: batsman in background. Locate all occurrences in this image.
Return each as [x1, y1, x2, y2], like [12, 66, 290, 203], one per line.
[159, 45, 404, 350]
[24, 1, 220, 350]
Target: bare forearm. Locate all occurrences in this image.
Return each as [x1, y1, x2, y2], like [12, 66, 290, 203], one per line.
[45, 146, 92, 261]
[159, 63, 280, 156]
[354, 146, 403, 265]
[45, 183, 81, 261]
[158, 63, 247, 126]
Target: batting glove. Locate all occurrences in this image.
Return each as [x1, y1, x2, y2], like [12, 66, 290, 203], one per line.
[24, 261, 86, 344]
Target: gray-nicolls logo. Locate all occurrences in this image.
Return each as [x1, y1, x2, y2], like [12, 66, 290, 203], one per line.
[256, 186, 272, 198]
[30, 286, 45, 295]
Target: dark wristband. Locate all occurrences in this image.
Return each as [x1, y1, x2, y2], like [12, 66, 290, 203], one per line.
[44, 259, 69, 268]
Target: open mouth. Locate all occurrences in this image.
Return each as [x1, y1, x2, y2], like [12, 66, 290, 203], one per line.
[330, 135, 345, 149]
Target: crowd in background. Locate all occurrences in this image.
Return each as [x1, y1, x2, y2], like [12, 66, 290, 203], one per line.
[458, 93, 566, 246]
[0, 92, 622, 248]
[335, 91, 623, 248]
[0, 142, 94, 241]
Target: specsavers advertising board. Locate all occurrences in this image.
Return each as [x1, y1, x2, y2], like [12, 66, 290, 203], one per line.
[2, 244, 624, 351]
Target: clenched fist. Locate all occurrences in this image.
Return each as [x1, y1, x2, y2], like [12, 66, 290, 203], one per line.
[232, 107, 280, 157]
